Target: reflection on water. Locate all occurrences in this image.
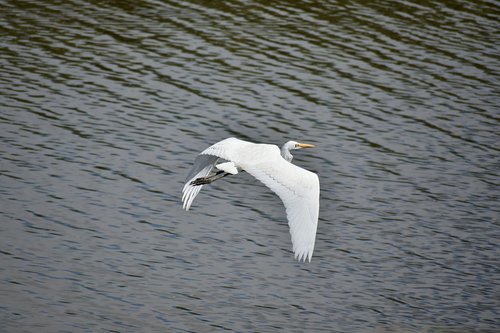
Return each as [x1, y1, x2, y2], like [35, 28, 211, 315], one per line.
[1, 0, 499, 332]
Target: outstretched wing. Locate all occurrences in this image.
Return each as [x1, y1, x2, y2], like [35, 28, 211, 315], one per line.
[243, 156, 319, 262]
[198, 138, 320, 262]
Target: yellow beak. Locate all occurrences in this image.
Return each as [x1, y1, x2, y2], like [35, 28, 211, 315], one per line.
[296, 143, 315, 149]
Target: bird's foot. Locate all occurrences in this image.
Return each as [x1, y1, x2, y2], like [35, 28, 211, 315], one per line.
[190, 177, 211, 186]
[190, 171, 230, 186]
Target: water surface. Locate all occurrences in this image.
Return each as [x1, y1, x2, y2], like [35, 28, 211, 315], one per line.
[1, 0, 499, 332]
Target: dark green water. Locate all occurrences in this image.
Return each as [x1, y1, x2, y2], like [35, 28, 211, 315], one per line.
[1, 0, 499, 332]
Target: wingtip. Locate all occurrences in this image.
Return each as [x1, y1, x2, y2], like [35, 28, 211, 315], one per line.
[181, 193, 190, 210]
[182, 183, 202, 211]
[182, 198, 192, 211]
[294, 250, 313, 263]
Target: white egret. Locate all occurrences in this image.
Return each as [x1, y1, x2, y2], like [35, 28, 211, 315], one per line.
[182, 137, 320, 262]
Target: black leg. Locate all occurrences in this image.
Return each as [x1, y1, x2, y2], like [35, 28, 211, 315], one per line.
[190, 171, 231, 186]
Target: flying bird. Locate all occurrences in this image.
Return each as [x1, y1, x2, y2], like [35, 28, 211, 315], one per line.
[182, 137, 320, 262]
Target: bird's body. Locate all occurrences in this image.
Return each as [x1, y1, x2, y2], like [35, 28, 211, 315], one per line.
[182, 137, 320, 262]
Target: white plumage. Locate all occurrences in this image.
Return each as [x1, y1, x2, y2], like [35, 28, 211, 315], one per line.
[182, 137, 320, 262]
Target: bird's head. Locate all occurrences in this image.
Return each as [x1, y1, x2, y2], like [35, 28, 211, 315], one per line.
[281, 141, 315, 162]
[284, 141, 315, 151]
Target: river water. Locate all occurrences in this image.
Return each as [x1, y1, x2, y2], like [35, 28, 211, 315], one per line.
[1, 0, 499, 332]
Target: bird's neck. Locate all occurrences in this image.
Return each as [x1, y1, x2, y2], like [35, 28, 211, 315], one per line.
[281, 147, 293, 162]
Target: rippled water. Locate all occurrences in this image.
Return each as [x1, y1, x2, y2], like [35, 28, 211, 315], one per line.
[1, 0, 499, 332]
